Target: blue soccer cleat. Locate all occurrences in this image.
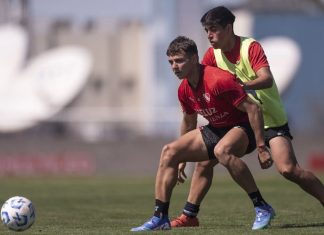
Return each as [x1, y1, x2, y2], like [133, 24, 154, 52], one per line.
[266, 204, 276, 219]
[131, 216, 171, 232]
[252, 205, 275, 230]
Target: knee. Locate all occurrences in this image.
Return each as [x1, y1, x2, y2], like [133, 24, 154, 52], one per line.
[279, 165, 299, 181]
[160, 144, 178, 166]
[214, 144, 232, 166]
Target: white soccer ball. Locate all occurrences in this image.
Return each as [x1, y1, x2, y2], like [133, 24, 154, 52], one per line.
[1, 196, 35, 231]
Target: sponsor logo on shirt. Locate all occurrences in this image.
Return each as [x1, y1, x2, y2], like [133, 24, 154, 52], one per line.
[196, 108, 229, 122]
[196, 107, 217, 116]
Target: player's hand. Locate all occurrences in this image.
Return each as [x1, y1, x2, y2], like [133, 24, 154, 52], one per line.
[234, 76, 246, 88]
[257, 145, 273, 169]
[177, 162, 187, 184]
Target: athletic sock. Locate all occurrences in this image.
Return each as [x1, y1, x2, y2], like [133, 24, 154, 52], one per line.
[248, 190, 268, 207]
[154, 199, 169, 218]
[183, 201, 200, 217]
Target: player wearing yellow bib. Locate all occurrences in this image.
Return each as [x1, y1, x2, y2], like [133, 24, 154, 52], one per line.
[171, 6, 324, 228]
[213, 36, 287, 129]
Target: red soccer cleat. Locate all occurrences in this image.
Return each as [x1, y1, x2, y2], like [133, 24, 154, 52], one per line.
[170, 214, 199, 227]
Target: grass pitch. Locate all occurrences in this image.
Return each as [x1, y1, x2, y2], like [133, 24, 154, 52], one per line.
[0, 175, 323, 234]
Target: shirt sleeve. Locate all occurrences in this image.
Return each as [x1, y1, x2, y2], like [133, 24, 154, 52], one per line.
[201, 47, 217, 67]
[248, 41, 270, 72]
[178, 86, 195, 114]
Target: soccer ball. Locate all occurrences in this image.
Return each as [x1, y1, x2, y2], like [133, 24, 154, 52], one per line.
[1, 196, 35, 231]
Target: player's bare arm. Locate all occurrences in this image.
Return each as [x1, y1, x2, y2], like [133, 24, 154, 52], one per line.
[242, 67, 274, 90]
[178, 112, 198, 183]
[180, 112, 198, 135]
[236, 97, 273, 169]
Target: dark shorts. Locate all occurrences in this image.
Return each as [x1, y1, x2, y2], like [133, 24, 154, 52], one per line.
[200, 123, 256, 160]
[264, 123, 293, 147]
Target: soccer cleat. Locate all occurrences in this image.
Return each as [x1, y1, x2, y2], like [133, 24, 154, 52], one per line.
[266, 204, 276, 219]
[252, 205, 275, 230]
[171, 214, 199, 227]
[130, 216, 171, 232]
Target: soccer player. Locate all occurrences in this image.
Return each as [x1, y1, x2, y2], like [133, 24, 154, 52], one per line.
[131, 36, 275, 232]
[171, 6, 324, 228]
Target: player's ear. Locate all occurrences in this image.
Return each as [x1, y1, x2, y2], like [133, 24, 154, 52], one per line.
[225, 24, 233, 34]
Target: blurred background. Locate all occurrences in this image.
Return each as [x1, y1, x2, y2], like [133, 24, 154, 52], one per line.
[0, 0, 323, 177]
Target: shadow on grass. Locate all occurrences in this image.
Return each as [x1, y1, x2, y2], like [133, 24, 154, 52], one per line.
[277, 223, 324, 229]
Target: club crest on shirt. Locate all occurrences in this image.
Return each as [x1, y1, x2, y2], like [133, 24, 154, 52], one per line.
[203, 93, 210, 102]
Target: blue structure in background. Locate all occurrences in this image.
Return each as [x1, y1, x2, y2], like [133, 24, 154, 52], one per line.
[254, 14, 324, 134]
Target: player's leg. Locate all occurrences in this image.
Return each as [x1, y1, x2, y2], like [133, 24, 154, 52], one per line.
[131, 128, 209, 231]
[155, 128, 210, 203]
[171, 124, 224, 227]
[188, 160, 218, 206]
[214, 126, 274, 230]
[187, 159, 217, 207]
[171, 159, 217, 227]
[214, 126, 255, 192]
[270, 136, 324, 206]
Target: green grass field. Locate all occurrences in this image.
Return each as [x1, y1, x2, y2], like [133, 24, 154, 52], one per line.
[0, 175, 323, 234]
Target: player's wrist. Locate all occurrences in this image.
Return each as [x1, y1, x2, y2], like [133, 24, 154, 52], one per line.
[241, 82, 248, 90]
[257, 144, 267, 153]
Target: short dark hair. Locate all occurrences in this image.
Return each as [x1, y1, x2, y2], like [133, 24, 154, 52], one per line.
[200, 6, 235, 28]
[166, 36, 198, 57]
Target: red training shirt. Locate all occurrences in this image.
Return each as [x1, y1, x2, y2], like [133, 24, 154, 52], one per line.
[201, 36, 269, 72]
[178, 65, 249, 128]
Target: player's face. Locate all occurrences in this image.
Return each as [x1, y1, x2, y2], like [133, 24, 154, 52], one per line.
[204, 24, 231, 49]
[168, 53, 195, 79]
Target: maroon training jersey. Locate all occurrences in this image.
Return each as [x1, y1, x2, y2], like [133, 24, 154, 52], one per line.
[178, 65, 249, 128]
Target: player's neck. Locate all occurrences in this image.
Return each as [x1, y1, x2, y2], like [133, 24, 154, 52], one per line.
[187, 64, 202, 89]
[221, 34, 237, 52]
